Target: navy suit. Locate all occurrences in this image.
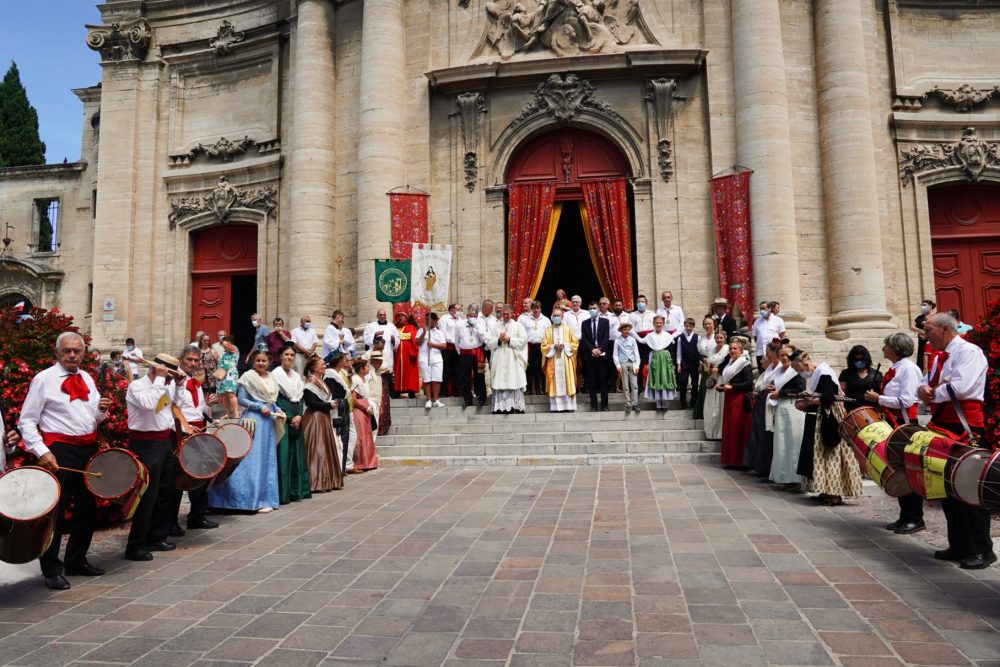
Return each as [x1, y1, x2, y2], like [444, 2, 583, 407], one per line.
[676, 332, 701, 408]
[580, 317, 612, 409]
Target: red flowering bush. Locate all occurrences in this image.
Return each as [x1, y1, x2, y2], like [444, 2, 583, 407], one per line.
[967, 299, 1000, 452]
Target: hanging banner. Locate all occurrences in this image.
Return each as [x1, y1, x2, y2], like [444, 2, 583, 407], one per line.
[711, 171, 755, 323]
[410, 243, 452, 312]
[389, 192, 429, 319]
[374, 259, 412, 303]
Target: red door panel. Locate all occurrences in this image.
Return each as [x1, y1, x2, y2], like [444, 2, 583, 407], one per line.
[191, 276, 231, 339]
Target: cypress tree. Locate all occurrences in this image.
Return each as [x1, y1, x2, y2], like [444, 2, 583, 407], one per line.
[0, 62, 46, 167]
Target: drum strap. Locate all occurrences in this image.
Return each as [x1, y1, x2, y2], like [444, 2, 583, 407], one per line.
[943, 385, 975, 441]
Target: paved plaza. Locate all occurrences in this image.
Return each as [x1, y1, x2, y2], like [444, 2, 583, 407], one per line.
[1, 464, 998, 667]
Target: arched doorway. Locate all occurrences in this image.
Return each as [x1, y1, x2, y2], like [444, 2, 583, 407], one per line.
[0, 293, 33, 310]
[191, 225, 258, 354]
[928, 183, 1000, 326]
[505, 128, 635, 309]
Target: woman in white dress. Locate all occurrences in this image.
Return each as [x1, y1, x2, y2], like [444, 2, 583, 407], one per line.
[637, 316, 678, 411]
[701, 331, 728, 439]
[768, 345, 807, 486]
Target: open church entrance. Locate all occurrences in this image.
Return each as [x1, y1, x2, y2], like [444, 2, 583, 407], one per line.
[190, 225, 258, 356]
[505, 128, 636, 309]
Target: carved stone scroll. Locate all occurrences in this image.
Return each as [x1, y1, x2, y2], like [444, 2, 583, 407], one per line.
[924, 84, 1000, 113]
[646, 78, 678, 183]
[168, 176, 277, 229]
[456, 93, 486, 193]
[511, 74, 621, 128]
[209, 20, 246, 56]
[898, 127, 1000, 186]
[86, 19, 152, 63]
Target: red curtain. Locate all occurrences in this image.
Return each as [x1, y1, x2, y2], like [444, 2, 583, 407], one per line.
[506, 182, 557, 309]
[581, 179, 634, 309]
[389, 193, 429, 321]
[710, 171, 754, 322]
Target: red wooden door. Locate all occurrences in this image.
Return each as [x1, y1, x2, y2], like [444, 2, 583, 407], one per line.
[928, 184, 1000, 325]
[190, 225, 257, 340]
[191, 275, 231, 337]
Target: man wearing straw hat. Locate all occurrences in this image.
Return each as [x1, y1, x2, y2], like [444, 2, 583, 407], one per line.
[710, 297, 737, 337]
[18, 331, 111, 590]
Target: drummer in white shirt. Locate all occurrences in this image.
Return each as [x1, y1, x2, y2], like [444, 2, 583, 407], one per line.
[517, 300, 551, 395]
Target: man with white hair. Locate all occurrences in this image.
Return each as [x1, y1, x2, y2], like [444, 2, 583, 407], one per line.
[563, 295, 590, 338]
[290, 315, 319, 375]
[363, 308, 401, 391]
[18, 332, 111, 590]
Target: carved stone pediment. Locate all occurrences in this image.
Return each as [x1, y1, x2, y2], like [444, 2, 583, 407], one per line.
[168, 136, 280, 167]
[511, 74, 621, 128]
[925, 84, 1000, 113]
[898, 127, 1000, 185]
[168, 177, 277, 229]
[209, 21, 246, 56]
[473, 0, 658, 60]
[86, 19, 152, 63]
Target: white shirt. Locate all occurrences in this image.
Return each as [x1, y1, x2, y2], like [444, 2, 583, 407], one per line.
[697, 336, 716, 358]
[604, 312, 622, 340]
[637, 330, 676, 351]
[211, 341, 225, 358]
[421, 328, 446, 365]
[631, 310, 656, 334]
[457, 318, 485, 350]
[563, 308, 590, 338]
[752, 315, 786, 355]
[879, 358, 921, 411]
[517, 313, 551, 344]
[655, 304, 685, 333]
[176, 379, 213, 424]
[476, 313, 498, 338]
[922, 335, 987, 404]
[18, 364, 108, 458]
[438, 313, 460, 345]
[362, 322, 401, 372]
[126, 374, 178, 432]
[290, 326, 319, 355]
[123, 346, 144, 377]
[322, 324, 356, 358]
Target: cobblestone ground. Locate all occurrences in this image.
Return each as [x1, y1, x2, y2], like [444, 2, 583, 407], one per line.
[1, 464, 998, 667]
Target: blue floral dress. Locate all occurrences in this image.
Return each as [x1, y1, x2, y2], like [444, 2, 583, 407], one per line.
[217, 350, 239, 393]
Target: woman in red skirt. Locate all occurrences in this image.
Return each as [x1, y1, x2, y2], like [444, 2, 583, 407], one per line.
[715, 337, 754, 468]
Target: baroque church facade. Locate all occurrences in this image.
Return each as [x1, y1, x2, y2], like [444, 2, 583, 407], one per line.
[0, 0, 999, 356]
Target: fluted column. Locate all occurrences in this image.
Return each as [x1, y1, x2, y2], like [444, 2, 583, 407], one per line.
[355, 0, 406, 322]
[731, 0, 804, 324]
[815, 0, 893, 334]
[288, 0, 337, 318]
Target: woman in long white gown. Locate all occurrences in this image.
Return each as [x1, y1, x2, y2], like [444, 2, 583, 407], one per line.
[701, 332, 728, 440]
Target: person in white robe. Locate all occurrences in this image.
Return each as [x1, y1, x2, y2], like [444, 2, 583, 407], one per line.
[701, 332, 728, 439]
[541, 307, 579, 412]
[768, 345, 807, 484]
[487, 304, 528, 414]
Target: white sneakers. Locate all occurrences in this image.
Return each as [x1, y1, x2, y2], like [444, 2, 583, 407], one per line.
[425, 400, 446, 408]
[425, 400, 433, 408]
[433, 400, 445, 408]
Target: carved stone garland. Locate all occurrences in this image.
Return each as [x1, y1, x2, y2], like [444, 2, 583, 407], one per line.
[456, 93, 486, 193]
[898, 127, 1000, 186]
[209, 20, 246, 56]
[646, 78, 678, 183]
[86, 19, 152, 63]
[511, 74, 622, 128]
[168, 136, 281, 167]
[893, 83, 1000, 113]
[168, 177, 277, 229]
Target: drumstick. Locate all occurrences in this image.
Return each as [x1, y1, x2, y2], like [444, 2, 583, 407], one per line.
[60, 467, 103, 478]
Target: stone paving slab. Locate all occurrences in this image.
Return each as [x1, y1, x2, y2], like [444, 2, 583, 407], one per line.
[1, 464, 997, 666]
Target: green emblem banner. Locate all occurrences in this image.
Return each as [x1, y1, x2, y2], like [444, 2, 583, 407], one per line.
[374, 259, 411, 303]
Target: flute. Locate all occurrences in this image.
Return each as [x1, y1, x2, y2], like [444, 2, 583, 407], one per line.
[123, 356, 187, 380]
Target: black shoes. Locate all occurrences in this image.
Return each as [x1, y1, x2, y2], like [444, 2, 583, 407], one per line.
[960, 552, 997, 570]
[884, 520, 902, 531]
[65, 562, 105, 576]
[45, 575, 71, 590]
[894, 521, 926, 535]
[169, 523, 186, 537]
[147, 541, 176, 552]
[187, 518, 219, 530]
[125, 549, 154, 561]
[933, 548, 966, 561]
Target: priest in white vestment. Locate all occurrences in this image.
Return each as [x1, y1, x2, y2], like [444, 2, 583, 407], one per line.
[541, 307, 579, 412]
[487, 304, 528, 414]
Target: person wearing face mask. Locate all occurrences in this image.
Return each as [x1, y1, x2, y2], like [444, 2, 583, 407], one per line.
[457, 305, 487, 408]
[837, 345, 883, 407]
[211, 330, 227, 358]
[579, 301, 612, 411]
[751, 301, 786, 370]
[248, 314, 271, 364]
[517, 300, 551, 396]
[910, 298, 935, 371]
[541, 307, 579, 412]
[487, 304, 529, 414]
[363, 309, 401, 392]
[290, 315, 319, 375]
[122, 337, 144, 380]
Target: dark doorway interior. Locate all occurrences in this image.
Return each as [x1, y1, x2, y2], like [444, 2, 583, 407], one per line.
[535, 202, 604, 308]
[230, 274, 257, 366]
[0, 293, 33, 310]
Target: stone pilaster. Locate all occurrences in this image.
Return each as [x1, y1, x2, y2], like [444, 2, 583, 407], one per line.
[355, 0, 406, 322]
[814, 0, 894, 335]
[731, 0, 804, 324]
[288, 0, 337, 319]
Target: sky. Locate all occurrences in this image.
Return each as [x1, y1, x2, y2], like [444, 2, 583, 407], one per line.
[0, 2, 103, 164]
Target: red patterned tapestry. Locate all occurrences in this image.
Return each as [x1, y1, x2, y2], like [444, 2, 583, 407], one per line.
[389, 193, 429, 321]
[506, 182, 557, 310]
[710, 171, 754, 322]
[581, 179, 634, 309]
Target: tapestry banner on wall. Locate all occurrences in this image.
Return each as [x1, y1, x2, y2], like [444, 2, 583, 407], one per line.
[710, 171, 755, 321]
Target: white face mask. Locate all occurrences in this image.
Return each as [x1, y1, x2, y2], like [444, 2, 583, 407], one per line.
[303, 322, 312, 330]
[920, 304, 930, 314]
[252, 319, 259, 328]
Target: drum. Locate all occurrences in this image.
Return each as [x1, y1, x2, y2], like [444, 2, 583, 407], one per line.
[838, 407, 883, 446]
[0, 467, 60, 564]
[847, 420, 892, 468]
[176, 433, 227, 491]
[211, 423, 254, 488]
[846, 421, 910, 498]
[978, 449, 1000, 512]
[86, 448, 149, 521]
[948, 447, 991, 507]
[886, 424, 924, 487]
[903, 430, 964, 500]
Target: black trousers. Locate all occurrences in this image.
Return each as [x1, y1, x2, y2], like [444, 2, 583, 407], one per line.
[526, 343, 544, 394]
[637, 340, 651, 391]
[168, 483, 209, 530]
[937, 422, 992, 556]
[442, 347, 460, 397]
[584, 353, 609, 408]
[457, 353, 486, 406]
[677, 362, 699, 407]
[40, 442, 98, 577]
[127, 439, 175, 551]
[896, 493, 924, 524]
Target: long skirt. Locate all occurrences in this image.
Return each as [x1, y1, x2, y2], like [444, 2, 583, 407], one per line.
[769, 400, 807, 484]
[352, 398, 379, 471]
[301, 409, 343, 491]
[377, 377, 392, 436]
[208, 408, 279, 511]
[691, 371, 708, 420]
[645, 349, 678, 403]
[720, 391, 752, 467]
[702, 379, 724, 440]
[276, 396, 312, 504]
[742, 390, 772, 471]
[797, 412, 817, 478]
[808, 402, 863, 498]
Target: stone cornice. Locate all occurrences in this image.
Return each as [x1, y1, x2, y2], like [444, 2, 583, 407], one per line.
[0, 162, 88, 180]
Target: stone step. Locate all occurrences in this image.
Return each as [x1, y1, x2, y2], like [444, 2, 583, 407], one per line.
[379, 452, 721, 467]
[376, 428, 709, 446]
[390, 405, 691, 418]
[377, 441, 719, 458]
[384, 418, 699, 434]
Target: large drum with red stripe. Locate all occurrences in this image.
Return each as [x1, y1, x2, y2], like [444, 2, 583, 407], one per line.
[0, 467, 60, 564]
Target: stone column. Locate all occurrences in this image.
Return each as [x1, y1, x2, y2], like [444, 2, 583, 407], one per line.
[815, 0, 893, 334]
[731, 0, 803, 323]
[355, 0, 406, 322]
[288, 0, 337, 319]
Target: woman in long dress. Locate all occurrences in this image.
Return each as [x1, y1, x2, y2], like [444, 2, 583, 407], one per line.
[216, 336, 240, 419]
[744, 343, 780, 474]
[209, 350, 281, 512]
[301, 356, 344, 491]
[272, 346, 312, 504]
[198, 333, 219, 395]
[716, 338, 753, 468]
[394, 313, 421, 398]
[791, 350, 863, 506]
[324, 351, 354, 473]
[351, 358, 379, 472]
[638, 315, 677, 411]
[692, 317, 716, 420]
[768, 345, 807, 487]
[701, 332, 728, 440]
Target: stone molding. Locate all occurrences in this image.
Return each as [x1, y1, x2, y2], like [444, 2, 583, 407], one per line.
[455, 93, 487, 192]
[894, 83, 1000, 113]
[898, 127, 1000, 185]
[168, 176, 277, 229]
[511, 73, 621, 128]
[209, 20, 246, 56]
[645, 78, 678, 183]
[168, 136, 280, 166]
[86, 19, 152, 63]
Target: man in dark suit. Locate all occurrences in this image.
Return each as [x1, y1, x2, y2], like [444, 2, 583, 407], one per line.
[711, 298, 738, 338]
[675, 317, 701, 409]
[579, 301, 612, 411]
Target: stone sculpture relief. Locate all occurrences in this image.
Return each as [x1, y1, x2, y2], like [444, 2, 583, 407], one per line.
[456, 93, 487, 192]
[511, 73, 622, 128]
[169, 136, 280, 166]
[646, 78, 678, 183]
[925, 84, 1000, 113]
[898, 127, 1000, 185]
[168, 176, 277, 229]
[209, 20, 246, 56]
[478, 0, 651, 59]
[86, 19, 152, 63]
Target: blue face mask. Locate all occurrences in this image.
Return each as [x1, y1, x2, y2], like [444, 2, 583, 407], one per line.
[637, 302, 646, 312]
[589, 309, 598, 318]
[551, 316, 562, 325]
[853, 360, 866, 370]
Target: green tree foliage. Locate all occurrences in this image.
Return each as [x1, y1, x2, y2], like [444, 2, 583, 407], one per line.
[0, 62, 46, 167]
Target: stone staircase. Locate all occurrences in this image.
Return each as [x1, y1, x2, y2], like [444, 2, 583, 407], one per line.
[377, 394, 721, 466]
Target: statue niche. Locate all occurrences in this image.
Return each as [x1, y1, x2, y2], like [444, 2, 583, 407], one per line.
[477, 0, 653, 60]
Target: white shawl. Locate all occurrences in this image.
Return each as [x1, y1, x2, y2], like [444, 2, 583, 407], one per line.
[272, 367, 304, 402]
[707, 345, 728, 368]
[755, 363, 780, 392]
[765, 364, 799, 431]
[351, 374, 370, 399]
[721, 355, 751, 383]
[303, 378, 331, 401]
[238, 370, 279, 404]
[807, 362, 839, 393]
[325, 367, 352, 394]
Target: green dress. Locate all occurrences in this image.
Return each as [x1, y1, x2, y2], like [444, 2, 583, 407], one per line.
[276, 394, 312, 504]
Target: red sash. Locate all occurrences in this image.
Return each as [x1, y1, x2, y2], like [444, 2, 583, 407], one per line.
[189, 420, 206, 430]
[460, 347, 484, 363]
[41, 431, 97, 446]
[932, 400, 984, 429]
[129, 429, 174, 442]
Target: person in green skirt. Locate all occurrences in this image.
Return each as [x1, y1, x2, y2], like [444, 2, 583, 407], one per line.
[271, 346, 312, 504]
[637, 315, 678, 412]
